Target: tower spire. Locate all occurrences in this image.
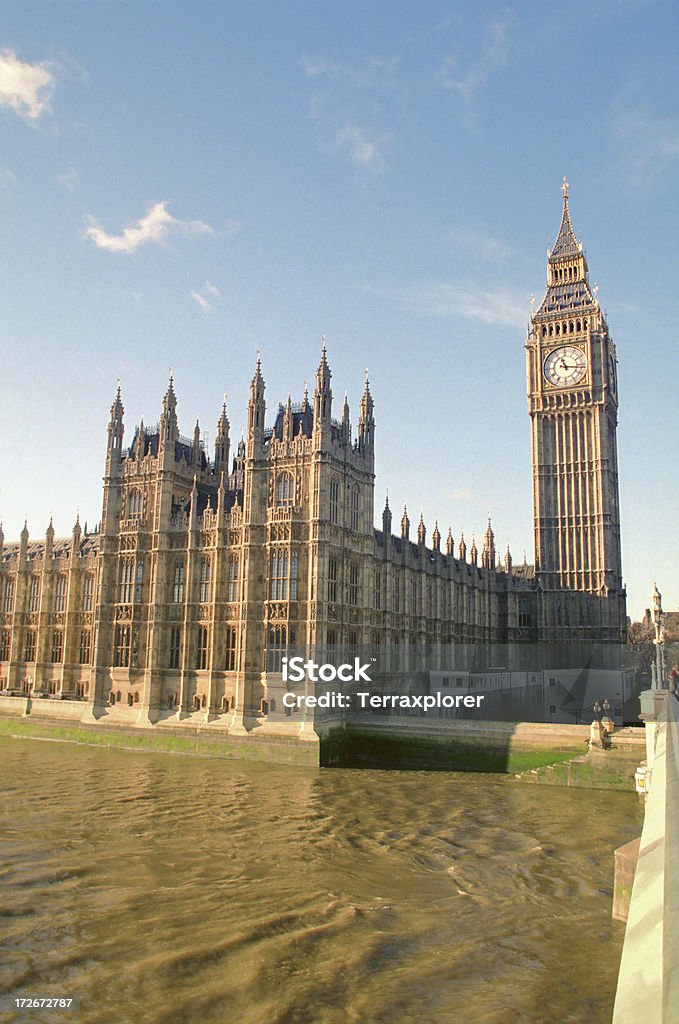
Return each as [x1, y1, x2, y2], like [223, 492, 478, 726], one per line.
[247, 353, 266, 443]
[160, 369, 178, 448]
[313, 337, 332, 441]
[401, 503, 410, 541]
[551, 176, 580, 259]
[358, 368, 375, 453]
[107, 380, 125, 464]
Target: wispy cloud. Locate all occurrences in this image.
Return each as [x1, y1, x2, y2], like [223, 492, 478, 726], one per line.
[303, 53, 396, 169]
[450, 487, 473, 502]
[85, 201, 213, 254]
[301, 53, 398, 86]
[449, 228, 516, 263]
[57, 168, 78, 190]
[0, 164, 17, 190]
[438, 17, 510, 101]
[612, 104, 679, 189]
[335, 121, 391, 167]
[191, 281, 220, 313]
[309, 95, 391, 168]
[0, 49, 54, 120]
[363, 281, 527, 327]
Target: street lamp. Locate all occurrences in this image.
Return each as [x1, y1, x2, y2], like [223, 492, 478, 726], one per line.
[651, 582, 666, 690]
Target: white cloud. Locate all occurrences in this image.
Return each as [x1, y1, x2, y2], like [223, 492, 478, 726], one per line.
[451, 487, 473, 502]
[57, 168, 78, 190]
[303, 54, 396, 168]
[449, 228, 516, 263]
[363, 281, 527, 327]
[438, 17, 510, 100]
[335, 122, 391, 167]
[301, 54, 398, 85]
[85, 201, 213, 254]
[612, 106, 679, 188]
[0, 49, 54, 120]
[191, 281, 220, 313]
[0, 164, 17, 190]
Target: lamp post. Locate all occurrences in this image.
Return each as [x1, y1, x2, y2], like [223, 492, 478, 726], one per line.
[651, 582, 666, 690]
[637, 583, 669, 786]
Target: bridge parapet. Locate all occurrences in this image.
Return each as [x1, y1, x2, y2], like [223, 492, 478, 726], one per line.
[613, 691, 679, 1023]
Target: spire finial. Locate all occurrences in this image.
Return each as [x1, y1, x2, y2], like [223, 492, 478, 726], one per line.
[562, 176, 569, 199]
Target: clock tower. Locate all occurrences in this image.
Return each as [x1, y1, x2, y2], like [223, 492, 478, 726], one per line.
[526, 180, 625, 640]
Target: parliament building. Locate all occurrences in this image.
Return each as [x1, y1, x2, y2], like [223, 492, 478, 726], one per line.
[0, 185, 627, 733]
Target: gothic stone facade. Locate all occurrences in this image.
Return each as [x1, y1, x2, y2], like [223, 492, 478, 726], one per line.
[0, 188, 626, 730]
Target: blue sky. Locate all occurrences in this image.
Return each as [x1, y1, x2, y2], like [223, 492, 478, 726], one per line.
[0, 0, 677, 619]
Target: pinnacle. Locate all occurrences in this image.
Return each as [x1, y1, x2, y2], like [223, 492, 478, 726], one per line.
[551, 178, 580, 258]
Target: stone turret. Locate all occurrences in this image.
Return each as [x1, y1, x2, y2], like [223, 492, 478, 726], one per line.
[160, 372, 178, 450]
[401, 504, 410, 541]
[432, 521, 441, 552]
[358, 370, 375, 454]
[313, 341, 332, 446]
[247, 356, 266, 445]
[107, 383, 124, 462]
[214, 398, 230, 473]
[482, 514, 495, 570]
[382, 495, 392, 538]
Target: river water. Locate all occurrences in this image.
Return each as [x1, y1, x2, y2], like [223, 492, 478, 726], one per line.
[0, 737, 642, 1024]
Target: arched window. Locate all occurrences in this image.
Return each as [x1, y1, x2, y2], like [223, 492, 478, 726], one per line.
[79, 630, 91, 665]
[196, 626, 209, 670]
[173, 562, 184, 603]
[135, 559, 144, 602]
[119, 558, 134, 603]
[290, 552, 299, 600]
[24, 630, 37, 662]
[267, 625, 287, 672]
[277, 472, 294, 507]
[28, 577, 41, 613]
[51, 630, 63, 663]
[329, 476, 340, 524]
[351, 486, 360, 531]
[114, 625, 131, 667]
[0, 630, 11, 661]
[199, 557, 211, 602]
[129, 490, 143, 519]
[55, 575, 67, 612]
[225, 626, 238, 671]
[270, 550, 289, 600]
[227, 558, 239, 602]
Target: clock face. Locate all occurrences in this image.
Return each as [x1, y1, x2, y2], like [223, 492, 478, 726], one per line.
[543, 346, 587, 387]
